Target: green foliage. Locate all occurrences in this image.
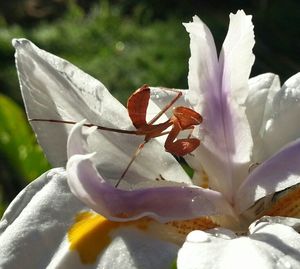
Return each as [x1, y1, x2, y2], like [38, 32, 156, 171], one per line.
[0, 1, 190, 105]
[0, 94, 50, 180]
[0, 188, 6, 217]
[1, 1, 298, 107]
[170, 260, 177, 269]
[0, 94, 50, 213]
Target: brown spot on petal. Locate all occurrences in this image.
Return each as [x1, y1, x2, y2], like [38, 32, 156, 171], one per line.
[166, 217, 218, 235]
[264, 184, 300, 218]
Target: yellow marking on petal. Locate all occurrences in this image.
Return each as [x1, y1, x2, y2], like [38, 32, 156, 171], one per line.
[68, 212, 158, 264]
[200, 170, 209, 188]
[68, 212, 118, 264]
[264, 185, 300, 218]
[68, 211, 218, 265]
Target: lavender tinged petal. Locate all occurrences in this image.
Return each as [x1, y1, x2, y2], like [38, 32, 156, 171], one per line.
[217, 10, 254, 196]
[66, 123, 235, 222]
[236, 138, 300, 213]
[67, 154, 234, 222]
[184, 11, 254, 200]
[183, 16, 227, 192]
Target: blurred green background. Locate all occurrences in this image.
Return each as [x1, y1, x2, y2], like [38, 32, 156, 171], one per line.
[0, 0, 299, 216]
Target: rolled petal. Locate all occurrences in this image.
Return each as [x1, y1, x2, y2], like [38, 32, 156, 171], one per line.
[66, 122, 235, 222]
[236, 138, 300, 213]
[0, 169, 180, 269]
[13, 38, 190, 184]
[177, 219, 300, 269]
[246, 73, 281, 162]
[184, 11, 254, 200]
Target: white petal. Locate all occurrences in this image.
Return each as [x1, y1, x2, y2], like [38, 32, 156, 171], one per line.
[0, 168, 85, 268]
[0, 169, 179, 269]
[48, 227, 178, 269]
[249, 216, 300, 233]
[246, 73, 281, 162]
[183, 15, 219, 109]
[262, 73, 300, 158]
[13, 38, 191, 184]
[220, 10, 255, 104]
[13, 38, 128, 166]
[177, 220, 300, 269]
[148, 87, 189, 120]
[92, 229, 178, 269]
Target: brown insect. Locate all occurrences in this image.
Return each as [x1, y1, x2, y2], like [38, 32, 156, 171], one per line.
[30, 85, 202, 187]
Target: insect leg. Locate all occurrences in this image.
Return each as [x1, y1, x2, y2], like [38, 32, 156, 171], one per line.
[115, 140, 148, 188]
[147, 89, 183, 125]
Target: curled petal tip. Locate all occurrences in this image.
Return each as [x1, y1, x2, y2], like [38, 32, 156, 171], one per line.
[12, 38, 29, 49]
[12, 38, 21, 48]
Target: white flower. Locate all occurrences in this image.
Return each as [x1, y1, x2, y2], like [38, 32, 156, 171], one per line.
[178, 217, 300, 269]
[1, 10, 299, 269]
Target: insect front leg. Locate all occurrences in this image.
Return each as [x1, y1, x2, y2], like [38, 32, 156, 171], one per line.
[115, 140, 149, 188]
[164, 120, 200, 156]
